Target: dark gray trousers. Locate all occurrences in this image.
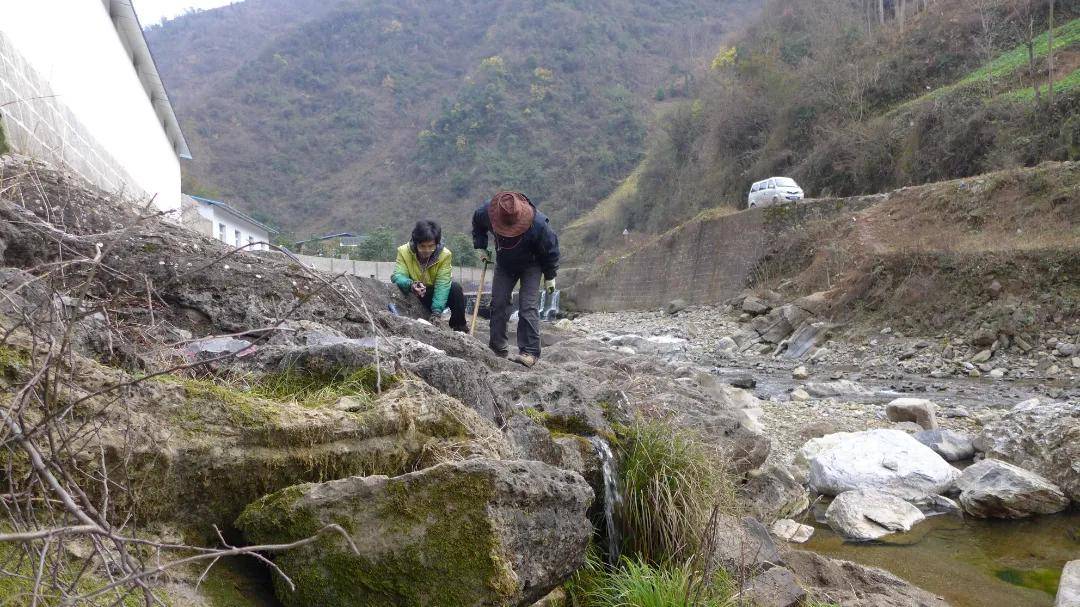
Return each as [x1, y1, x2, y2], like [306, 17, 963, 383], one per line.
[489, 262, 542, 357]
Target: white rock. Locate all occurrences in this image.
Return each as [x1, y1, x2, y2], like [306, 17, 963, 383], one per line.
[972, 349, 992, 363]
[716, 336, 738, 352]
[805, 429, 961, 498]
[1058, 560, 1080, 607]
[989, 368, 1006, 378]
[770, 519, 814, 543]
[791, 388, 811, 402]
[825, 489, 925, 541]
[792, 365, 810, 380]
[739, 408, 765, 433]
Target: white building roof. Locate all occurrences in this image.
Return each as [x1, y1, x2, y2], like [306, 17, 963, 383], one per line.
[105, 0, 192, 160]
[187, 195, 279, 234]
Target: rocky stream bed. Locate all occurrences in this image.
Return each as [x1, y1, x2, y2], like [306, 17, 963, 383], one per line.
[565, 301, 1080, 607]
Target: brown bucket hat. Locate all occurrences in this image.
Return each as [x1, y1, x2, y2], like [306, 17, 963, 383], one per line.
[487, 191, 535, 238]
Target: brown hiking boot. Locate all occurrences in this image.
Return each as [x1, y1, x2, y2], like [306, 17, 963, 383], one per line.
[512, 353, 538, 368]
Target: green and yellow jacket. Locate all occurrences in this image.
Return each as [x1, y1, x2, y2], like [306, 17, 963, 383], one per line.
[391, 243, 453, 313]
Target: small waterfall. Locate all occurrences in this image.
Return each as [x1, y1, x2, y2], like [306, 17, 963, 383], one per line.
[542, 289, 560, 321]
[591, 436, 621, 565]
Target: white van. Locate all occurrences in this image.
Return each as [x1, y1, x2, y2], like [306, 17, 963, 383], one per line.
[748, 177, 804, 208]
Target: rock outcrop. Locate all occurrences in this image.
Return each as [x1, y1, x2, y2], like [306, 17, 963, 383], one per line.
[237, 459, 594, 607]
[977, 399, 1080, 502]
[956, 459, 1069, 518]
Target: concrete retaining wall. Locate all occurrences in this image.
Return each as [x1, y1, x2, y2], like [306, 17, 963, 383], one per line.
[567, 196, 881, 311]
[288, 253, 490, 292]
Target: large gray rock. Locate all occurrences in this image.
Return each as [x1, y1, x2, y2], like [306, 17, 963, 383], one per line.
[784, 550, 950, 607]
[914, 429, 975, 461]
[237, 459, 594, 607]
[737, 566, 806, 607]
[741, 464, 810, 521]
[956, 459, 1069, 518]
[742, 295, 772, 315]
[977, 399, 1080, 502]
[1058, 560, 1080, 607]
[711, 516, 782, 576]
[886, 398, 939, 430]
[825, 489, 926, 541]
[804, 429, 960, 498]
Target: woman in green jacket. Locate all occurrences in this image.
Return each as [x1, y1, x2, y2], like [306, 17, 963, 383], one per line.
[391, 220, 467, 332]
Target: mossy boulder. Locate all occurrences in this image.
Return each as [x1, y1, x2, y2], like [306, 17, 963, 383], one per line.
[236, 459, 594, 607]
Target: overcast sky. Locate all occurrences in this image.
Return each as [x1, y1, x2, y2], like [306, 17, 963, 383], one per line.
[131, 0, 240, 25]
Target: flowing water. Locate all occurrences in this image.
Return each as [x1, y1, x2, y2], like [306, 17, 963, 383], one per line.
[539, 289, 561, 321]
[803, 505, 1080, 607]
[591, 436, 622, 565]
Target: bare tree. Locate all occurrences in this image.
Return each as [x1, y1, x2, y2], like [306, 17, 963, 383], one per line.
[1047, 0, 1055, 105]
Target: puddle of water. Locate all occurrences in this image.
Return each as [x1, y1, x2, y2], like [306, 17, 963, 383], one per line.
[801, 507, 1080, 607]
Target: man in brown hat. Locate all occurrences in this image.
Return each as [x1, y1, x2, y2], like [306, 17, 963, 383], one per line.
[472, 191, 560, 367]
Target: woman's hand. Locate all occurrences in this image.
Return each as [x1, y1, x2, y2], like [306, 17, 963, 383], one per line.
[412, 281, 427, 297]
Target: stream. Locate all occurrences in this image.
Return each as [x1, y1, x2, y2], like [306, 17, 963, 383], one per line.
[803, 505, 1080, 607]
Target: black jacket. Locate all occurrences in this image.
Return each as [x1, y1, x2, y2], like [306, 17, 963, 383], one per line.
[472, 201, 560, 280]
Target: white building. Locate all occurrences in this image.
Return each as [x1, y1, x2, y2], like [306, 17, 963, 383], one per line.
[181, 195, 277, 251]
[0, 0, 190, 214]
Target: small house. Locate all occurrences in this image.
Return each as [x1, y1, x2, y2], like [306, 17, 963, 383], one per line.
[181, 195, 277, 250]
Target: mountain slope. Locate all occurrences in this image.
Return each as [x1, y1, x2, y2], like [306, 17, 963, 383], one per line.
[147, 0, 759, 239]
[563, 0, 1080, 262]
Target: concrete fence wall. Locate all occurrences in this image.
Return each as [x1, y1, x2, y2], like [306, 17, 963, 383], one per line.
[566, 196, 881, 312]
[287, 253, 490, 292]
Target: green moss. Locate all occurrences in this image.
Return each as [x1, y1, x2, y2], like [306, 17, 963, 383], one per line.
[0, 345, 30, 380]
[994, 567, 1061, 596]
[160, 375, 279, 431]
[239, 467, 520, 606]
[521, 406, 595, 437]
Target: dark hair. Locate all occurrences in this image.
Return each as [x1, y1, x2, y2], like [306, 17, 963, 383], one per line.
[410, 220, 441, 245]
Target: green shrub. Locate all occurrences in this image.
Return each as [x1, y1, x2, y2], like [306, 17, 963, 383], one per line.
[616, 421, 735, 564]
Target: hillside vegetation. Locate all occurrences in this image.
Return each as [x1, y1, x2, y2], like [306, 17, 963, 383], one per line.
[147, 0, 758, 243]
[564, 0, 1080, 262]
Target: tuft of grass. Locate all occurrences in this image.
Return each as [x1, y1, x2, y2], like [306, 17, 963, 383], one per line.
[248, 366, 393, 409]
[567, 553, 735, 607]
[616, 421, 736, 564]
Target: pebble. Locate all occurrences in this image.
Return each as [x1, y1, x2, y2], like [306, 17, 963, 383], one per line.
[792, 365, 810, 380]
